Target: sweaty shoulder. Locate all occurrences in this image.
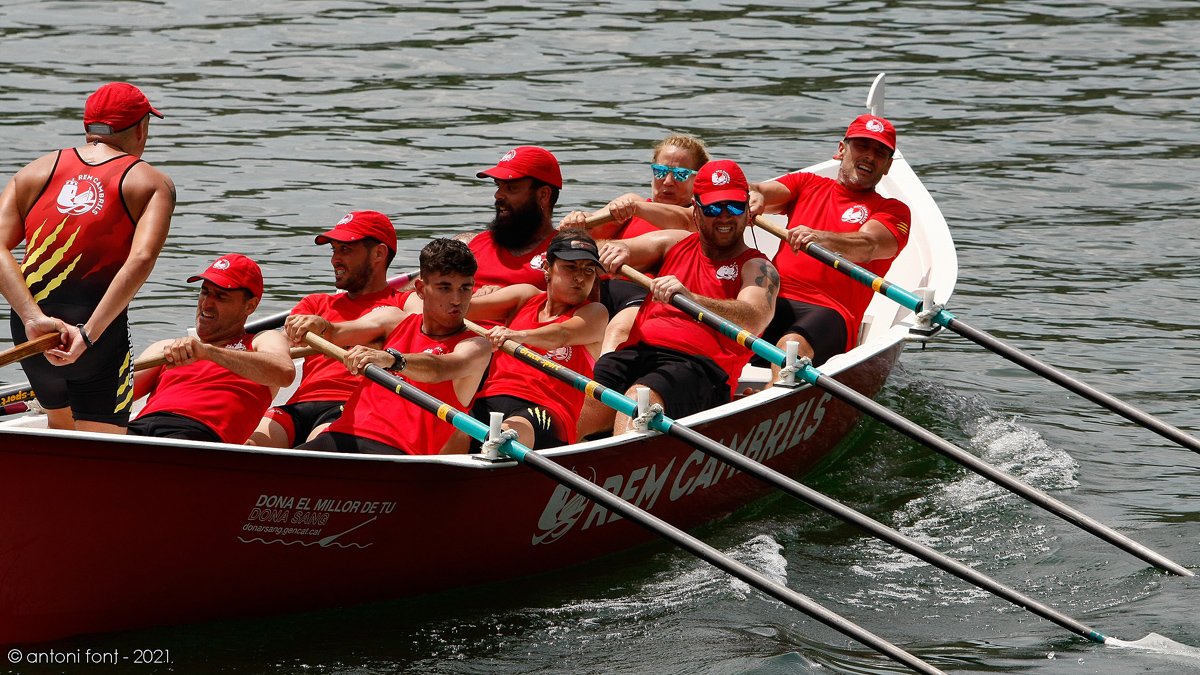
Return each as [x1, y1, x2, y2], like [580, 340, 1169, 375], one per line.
[121, 160, 176, 214]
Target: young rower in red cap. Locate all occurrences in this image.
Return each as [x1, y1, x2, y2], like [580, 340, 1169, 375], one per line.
[128, 255, 295, 443]
[0, 81, 175, 434]
[749, 114, 911, 367]
[465, 228, 608, 449]
[247, 210, 411, 448]
[577, 160, 780, 438]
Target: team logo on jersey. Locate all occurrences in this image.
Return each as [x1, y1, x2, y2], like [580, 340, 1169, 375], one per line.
[529, 253, 546, 271]
[424, 346, 447, 355]
[715, 263, 738, 281]
[501, 149, 517, 162]
[842, 205, 870, 225]
[55, 175, 105, 216]
[711, 169, 731, 186]
[225, 339, 249, 351]
[865, 117, 886, 133]
[546, 345, 572, 362]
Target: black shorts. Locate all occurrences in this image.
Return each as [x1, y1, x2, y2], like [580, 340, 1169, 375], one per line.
[10, 304, 134, 426]
[758, 298, 848, 367]
[297, 431, 410, 455]
[264, 400, 345, 447]
[600, 278, 647, 317]
[127, 412, 220, 443]
[470, 394, 566, 451]
[592, 343, 729, 419]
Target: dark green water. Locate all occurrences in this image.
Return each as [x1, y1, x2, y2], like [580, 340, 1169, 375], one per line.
[2, 1, 1198, 673]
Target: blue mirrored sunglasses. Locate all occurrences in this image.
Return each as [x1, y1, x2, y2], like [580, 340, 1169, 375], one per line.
[696, 200, 747, 217]
[650, 163, 699, 181]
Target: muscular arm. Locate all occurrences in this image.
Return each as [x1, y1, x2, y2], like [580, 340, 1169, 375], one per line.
[465, 283, 540, 322]
[748, 179, 792, 215]
[492, 302, 608, 351]
[787, 219, 900, 264]
[205, 329, 295, 388]
[672, 257, 779, 335]
[598, 228, 690, 274]
[288, 305, 408, 346]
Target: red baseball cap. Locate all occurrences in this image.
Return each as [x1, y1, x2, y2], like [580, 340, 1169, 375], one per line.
[692, 159, 750, 206]
[187, 254, 264, 298]
[844, 114, 896, 151]
[314, 210, 397, 253]
[83, 82, 163, 134]
[476, 146, 562, 189]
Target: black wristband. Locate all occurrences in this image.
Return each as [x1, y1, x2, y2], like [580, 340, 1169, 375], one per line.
[76, 324, 94, 348]
[384, 348, 406, 372]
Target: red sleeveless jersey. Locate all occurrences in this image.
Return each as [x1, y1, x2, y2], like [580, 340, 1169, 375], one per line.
[21, 149, 142, 306]
[326, 314, 478, 454]
[479, 293, 596, 443]
[135, 334, 275, 444]
[286, 287, 407, 403]
[772, 171, 910, 349]
[468, 231, 550, 290]
[624, 233, 767, 398]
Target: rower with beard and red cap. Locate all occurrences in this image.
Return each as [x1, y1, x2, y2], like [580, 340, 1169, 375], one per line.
[748, 114, 911, 369]
[127, 255, 295, 444]
[461, 146, 563, 298]
[576, 160, 780, 439]
[0, 81, 176, 434]
[247, 210, 411, 448]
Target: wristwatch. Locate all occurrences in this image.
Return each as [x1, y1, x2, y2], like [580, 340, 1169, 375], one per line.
[384, 348, 407, 372]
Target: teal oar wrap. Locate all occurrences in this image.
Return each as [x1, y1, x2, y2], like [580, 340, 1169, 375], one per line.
[755, 215, 1200, 456]
[303, 331, 944, 675]
[618, 264, 1192, 578]
[466, 321, 1113, 644]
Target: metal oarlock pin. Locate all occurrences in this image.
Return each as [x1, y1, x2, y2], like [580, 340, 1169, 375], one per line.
[776, 340, 802, 388]
[476, 411, 512, 463]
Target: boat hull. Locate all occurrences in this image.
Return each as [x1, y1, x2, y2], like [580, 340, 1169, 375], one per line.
[0, 342, 900, 645]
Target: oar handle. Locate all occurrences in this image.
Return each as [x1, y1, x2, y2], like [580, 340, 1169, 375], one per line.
[0, 333, 62, 369]
[581, 209, 614, 229]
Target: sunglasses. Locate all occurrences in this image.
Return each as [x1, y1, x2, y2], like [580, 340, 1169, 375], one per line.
[695, 200, 747, 217]
[650, 163, 699, 181]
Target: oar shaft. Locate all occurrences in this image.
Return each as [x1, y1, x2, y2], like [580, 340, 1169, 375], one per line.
[622, 265, 1192, 577]
[0, 333, 61, 369]
[516, 446, 946, 675]
[756, 216, 1200, 456]
[945, 317, 1200, 455]
[467, 326, 1109, 641]
[302, 330, 943, 674]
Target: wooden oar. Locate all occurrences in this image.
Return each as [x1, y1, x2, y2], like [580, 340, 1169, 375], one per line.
[0, 333, 62, 369]
[302, 330, 945, 675]
[464, 320, 1121, 644]
[754, 215, 1200, 456]
[620, 264, 1193, 577]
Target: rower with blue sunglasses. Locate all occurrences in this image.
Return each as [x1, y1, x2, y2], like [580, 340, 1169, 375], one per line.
[560, 133, 708, 353]
[576, 159, 780, 440]
[748, 114, 911, 371]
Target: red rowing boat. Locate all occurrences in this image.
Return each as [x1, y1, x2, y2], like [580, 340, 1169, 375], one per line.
[0, 76, 956, 646]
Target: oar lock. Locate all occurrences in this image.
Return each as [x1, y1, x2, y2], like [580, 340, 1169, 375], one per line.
[476, 411, 520, 463]
[907, 288, 944, 343]
[776, 340, 810, 389]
